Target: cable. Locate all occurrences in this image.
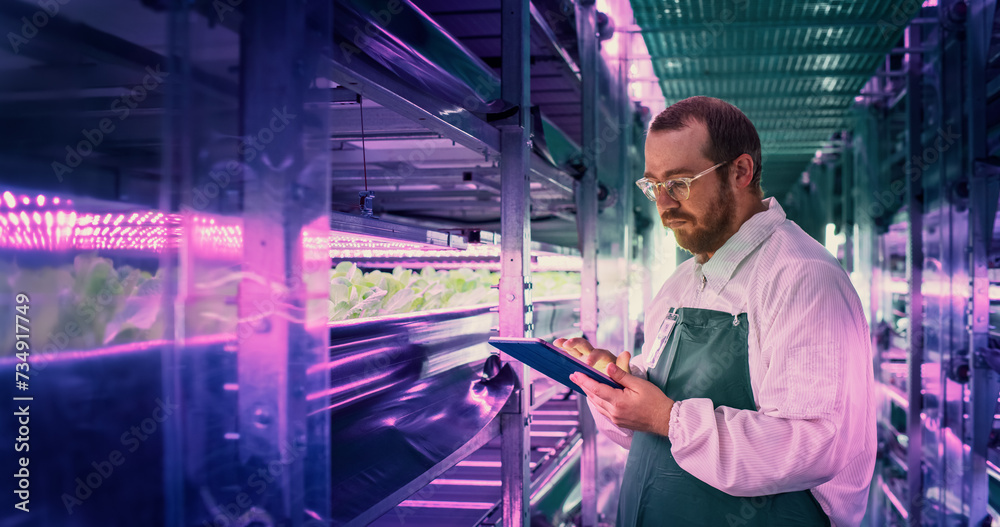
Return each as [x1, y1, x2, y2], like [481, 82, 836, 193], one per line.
[359, 94, 368, 192]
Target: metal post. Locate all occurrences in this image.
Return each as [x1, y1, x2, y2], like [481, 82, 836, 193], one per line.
[966, 0, 999, 524]
[236, 2, 331, 525]
[576, 1, 599, 525]
[841, 132, 855, 273]
[498, 0, 532, 524]
[903, 23, 925, 527]
[620, 44, 635, 357]
[162, 3, 191, 524]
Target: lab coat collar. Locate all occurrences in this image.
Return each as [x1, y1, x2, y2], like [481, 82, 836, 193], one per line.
[695, 197, 785, 295]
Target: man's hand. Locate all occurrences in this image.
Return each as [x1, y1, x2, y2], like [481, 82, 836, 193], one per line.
[554, 337, 616, 374]
[570, 352, 675, 437]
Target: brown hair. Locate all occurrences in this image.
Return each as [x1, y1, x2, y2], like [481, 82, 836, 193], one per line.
[649, 96, 763, 198]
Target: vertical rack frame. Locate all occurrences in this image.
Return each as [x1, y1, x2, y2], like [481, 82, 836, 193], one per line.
[966, 0, 1000, 524]
[905, 23, 925, 526]
[235, 2, 333, 525]
[498, 0, 533, 524]
[161, 0, 334, 524]
[575, 0, 600, 525]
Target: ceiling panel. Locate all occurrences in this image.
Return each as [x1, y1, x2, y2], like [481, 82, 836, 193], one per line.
[631, 0, 920, 198]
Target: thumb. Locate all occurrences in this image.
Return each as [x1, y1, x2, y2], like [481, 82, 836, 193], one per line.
[616, 351, 632, 372]
[608, 363, 640, 389]
[605, 361, 634, 386]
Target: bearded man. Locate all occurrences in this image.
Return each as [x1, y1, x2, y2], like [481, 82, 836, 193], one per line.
[558, 96, 875, 527]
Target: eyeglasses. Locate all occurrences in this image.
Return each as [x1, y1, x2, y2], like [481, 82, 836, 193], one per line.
[635, 161, 727, 202]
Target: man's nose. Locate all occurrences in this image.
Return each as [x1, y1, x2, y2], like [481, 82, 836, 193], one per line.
[656, 188, 679, 210]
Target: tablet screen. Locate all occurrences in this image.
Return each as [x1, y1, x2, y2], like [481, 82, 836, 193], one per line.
[487, 337, 624, 394]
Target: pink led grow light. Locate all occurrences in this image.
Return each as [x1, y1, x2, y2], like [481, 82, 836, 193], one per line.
[2, 191, 580, 270]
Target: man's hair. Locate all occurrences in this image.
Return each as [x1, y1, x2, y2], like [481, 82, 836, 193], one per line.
[649, 96, 763, 198]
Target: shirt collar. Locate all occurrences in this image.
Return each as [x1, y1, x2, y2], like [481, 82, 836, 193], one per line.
[695, 197, 786, 295]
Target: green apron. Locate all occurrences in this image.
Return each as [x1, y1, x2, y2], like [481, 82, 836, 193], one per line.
[616, 307, 830, 527]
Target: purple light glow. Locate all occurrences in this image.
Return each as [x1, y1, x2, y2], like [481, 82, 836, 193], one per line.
[0, 198, 174, 252]
[330, 242, 583, 271]
[328, 233, 456, 254]
[192, 217, 243, 259]
[397, 500, 494, 510]
[431, 479, 501, 487]
[2, 190, 578, 269]
[337, 259, 580, 272]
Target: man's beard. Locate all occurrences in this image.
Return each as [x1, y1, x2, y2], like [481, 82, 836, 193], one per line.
[662, 182, 736, 257]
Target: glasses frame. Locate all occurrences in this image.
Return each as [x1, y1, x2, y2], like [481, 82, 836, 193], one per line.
[635, 160, 727, 202]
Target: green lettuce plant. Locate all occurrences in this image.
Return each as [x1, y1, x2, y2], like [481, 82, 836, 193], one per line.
[328, 263, 581, 322]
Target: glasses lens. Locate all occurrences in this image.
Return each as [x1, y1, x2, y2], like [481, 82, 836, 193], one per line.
[636, 179, 657, 201]
[668, 180, 690, 201]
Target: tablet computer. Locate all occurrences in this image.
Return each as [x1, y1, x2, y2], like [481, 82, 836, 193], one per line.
[487, 337, 624, 395]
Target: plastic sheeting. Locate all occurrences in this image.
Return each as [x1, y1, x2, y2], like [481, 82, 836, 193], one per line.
[326, 306, 515, 525]
[0, 339, 231, 527]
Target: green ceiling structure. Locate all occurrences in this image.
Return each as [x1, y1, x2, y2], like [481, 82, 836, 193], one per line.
[630, 0, 924, 199]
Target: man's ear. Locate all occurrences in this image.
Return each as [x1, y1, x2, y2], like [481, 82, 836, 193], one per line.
[731, 154, 754, 190]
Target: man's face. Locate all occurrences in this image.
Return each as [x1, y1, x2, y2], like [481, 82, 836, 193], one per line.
[643, 123, 736, 257]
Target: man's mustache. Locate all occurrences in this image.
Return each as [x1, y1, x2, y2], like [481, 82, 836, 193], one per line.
[661, 212, 693, 224]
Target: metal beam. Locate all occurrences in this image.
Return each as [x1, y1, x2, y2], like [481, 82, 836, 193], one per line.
[648, 47, 887, 59]
[530, 156, 576, 198]
[664, 89, 861, 99]
[761, 148, 844, 155]
[359, 189, 499, 200]
[498, 0, 533, 525]
[657, 71, 875, 82]
[328, 105, 448, 137]
[707, 104, 853, 114]
[529, 1, 581, 88]
[904, 24, 924, 526]
[365, 200, 501, 212]
[236, 1, 330, 525]
[622, 18, 909, 31]
[324, 56, 500, 158]
[344, 416, 502, 527]
[754, 119, 852, 129]
[576, 1, 599, 526]
[331, 166, 499, 179]
[744, 109, 855, 118]
[966, 0, 1000, 525]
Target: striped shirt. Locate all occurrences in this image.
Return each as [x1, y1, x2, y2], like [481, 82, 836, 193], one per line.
[594, 197, 876, 527]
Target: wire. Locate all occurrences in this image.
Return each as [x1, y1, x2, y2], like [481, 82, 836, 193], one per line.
[359, 94, 368, 192]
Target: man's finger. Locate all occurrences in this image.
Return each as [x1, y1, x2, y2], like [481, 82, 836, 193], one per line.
[575, 381, 613, 416]
[553, 338, 584, 358]
[583, 389, 615, 421]
[571, 372, 620, 402]
[559, 337, 594, 355]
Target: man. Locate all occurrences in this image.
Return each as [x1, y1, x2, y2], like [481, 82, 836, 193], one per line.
[557, 96, 875, 526]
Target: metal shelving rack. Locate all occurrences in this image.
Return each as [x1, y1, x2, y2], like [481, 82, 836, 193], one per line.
[0, 0, 646, 525]
[857, 1, 1000, 524]
[318, 0, 643, 525]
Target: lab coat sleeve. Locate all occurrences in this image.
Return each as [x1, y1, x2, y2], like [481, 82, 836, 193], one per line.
[666, 257, 872, 497]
